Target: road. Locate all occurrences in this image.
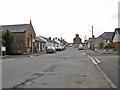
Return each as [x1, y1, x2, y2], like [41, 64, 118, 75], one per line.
[84, 49, 118, 87]
[2, 47, 111, 88]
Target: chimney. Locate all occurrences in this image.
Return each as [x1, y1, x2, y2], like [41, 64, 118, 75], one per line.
[58, 38, 60, 41]
[55, 37, 57, 39]
[30, 20, 32, 24]
[76, 34, 79, 37]
[49, 37, 51, 40]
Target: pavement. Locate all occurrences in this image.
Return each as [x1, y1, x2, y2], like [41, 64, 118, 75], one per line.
[84, 49, 118, 87]
[2, 47, 112, 88]
[1, 51, 46, 59]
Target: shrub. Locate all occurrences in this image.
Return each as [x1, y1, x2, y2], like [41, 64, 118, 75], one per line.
[99, 42, 104, 50]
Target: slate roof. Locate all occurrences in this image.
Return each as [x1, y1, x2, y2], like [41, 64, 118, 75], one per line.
[98, 32, 114, 41]
[36, 36, 46, 43]
[1, 24, 30, 32]
[40, 36, 58, 44]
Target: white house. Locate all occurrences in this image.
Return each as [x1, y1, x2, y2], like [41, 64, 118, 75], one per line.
[111, 28, 120, 50]
[39, 36, 58, 49]
[112, 28, 120, 42]
[54, 37, 61, 46]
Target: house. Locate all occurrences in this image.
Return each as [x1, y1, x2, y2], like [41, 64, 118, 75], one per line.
[111, 28, 120, 50]
[52, 38, 59, 47]
[87, 38, 93, 49]
[73, 34, 82, 44]
[39, 36, 59, 49]
[1, 20, 36, 54]
[93, 32, 114, 50]
[54, 37, 61, 46]
[60, 38, 68, 47]
[35, 36, 46, 52]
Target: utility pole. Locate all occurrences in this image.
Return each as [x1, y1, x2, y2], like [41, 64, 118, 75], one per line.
[92, 26, 93, 38]
[92, 26, 94, 51]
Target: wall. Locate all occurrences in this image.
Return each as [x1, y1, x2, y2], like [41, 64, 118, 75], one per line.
[13, 32, 26, 53]
[25, 24, 36, 52]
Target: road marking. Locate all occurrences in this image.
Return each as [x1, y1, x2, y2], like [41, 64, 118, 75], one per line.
[88, 55, 117, 88]
[94, 57, 101, 64]
[88, 55, 97, 65]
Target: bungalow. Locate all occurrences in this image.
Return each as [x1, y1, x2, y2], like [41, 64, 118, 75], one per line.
[1, 20, 36, 54]
[39, 36, 59, 49]
[93, 32, 114, 50]
[111, 28, 120, 51]
[35, 36, 46, 52]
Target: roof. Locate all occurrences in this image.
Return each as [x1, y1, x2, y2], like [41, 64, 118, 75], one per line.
[98, 32, 114, 41]
[1, 24, 30, 32]
[40, 36, 59, 44]
[36, 36, 46, 43]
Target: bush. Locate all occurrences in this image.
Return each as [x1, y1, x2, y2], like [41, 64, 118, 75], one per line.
[104, 43, 114, 50]
[99, 42, 104, 50]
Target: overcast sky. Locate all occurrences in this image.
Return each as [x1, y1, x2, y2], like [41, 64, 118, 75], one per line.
[0, 0, 119, 43]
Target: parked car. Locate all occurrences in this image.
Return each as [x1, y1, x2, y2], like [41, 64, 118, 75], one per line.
[61, 46, 65, 50]
[56, 46, 63, 51]
[78, 44, 83, 50]
[47, 47, 56, 53]
[70, 44, 73, 47]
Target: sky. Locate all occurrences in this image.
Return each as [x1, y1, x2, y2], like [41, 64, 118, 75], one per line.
[0, 0, 119, 43]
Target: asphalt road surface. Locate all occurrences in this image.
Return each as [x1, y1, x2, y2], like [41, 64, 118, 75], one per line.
[2, 47, 111, 88]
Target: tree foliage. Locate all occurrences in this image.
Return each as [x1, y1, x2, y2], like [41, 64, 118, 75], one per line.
[2, 30, 13, 54]
[99, 42, 104, 49]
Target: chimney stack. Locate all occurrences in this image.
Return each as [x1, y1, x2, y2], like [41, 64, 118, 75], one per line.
[49, 37, 51, 40]
[55, 37, 57, 39]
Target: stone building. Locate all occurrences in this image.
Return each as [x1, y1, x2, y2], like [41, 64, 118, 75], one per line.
[2, 20, 36, 54]
[73, 34, 82, 44]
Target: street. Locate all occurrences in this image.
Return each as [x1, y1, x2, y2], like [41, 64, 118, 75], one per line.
[2, 47, 111, 88]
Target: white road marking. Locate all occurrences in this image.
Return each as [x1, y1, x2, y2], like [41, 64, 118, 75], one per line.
[88, 55, 117, 88]
[88, 55, 97, 65]
[94, 57, 101, 64]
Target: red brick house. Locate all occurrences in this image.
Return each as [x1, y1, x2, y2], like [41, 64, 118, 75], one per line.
[2, 20, 36, 54]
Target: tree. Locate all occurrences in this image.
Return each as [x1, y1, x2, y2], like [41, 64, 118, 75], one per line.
[2, 30, 13, 54]
[99, 42, 104, 50]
